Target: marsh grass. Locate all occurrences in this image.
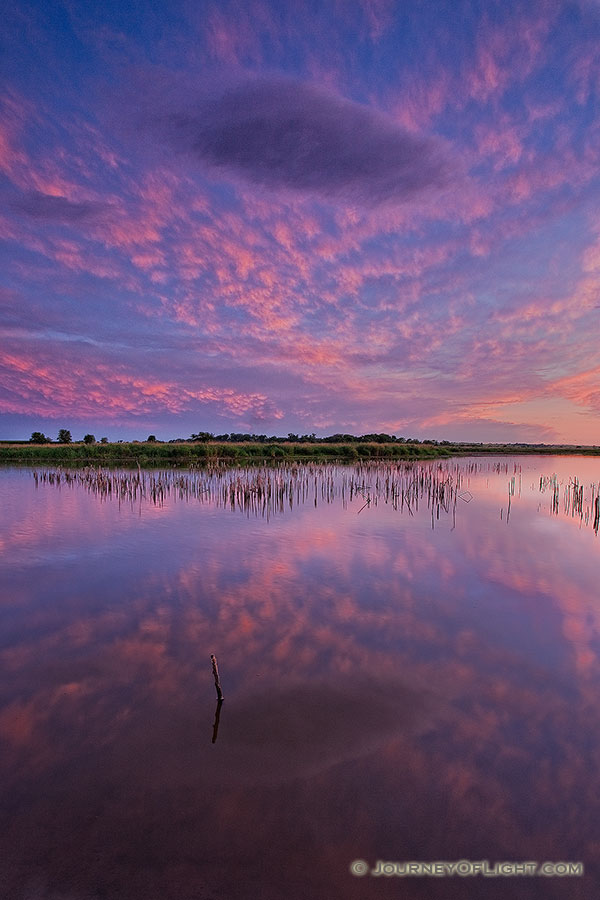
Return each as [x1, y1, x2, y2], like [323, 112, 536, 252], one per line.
[539, 473, 600, 533]
[31, 459, 600, 533]
[4, 438, 600, 467]
[1, 440, 449, 465]
[29, 459, 519, 531]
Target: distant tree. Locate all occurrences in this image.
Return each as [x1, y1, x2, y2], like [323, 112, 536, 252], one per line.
[230, 433, 252, 442]
[190, 432, 212, 442]
[100, 437, 108, 444]
[30, 431, 48, 444]
[325, 433, 354, 443]
[359, 433, 393, 443]
[83, 434, 96, 444]
[287, 433, 300, 442]
[57, 429, 72, 444]
[147, 434, 157, 442]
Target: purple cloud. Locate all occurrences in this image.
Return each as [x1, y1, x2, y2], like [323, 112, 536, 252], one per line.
[159, 77, 450, 205]
[10, 191, 107, 222]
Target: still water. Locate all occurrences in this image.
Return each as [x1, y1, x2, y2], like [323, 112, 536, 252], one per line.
[1, 456, 599, 900]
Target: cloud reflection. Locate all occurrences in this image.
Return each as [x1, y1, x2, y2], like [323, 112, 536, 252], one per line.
[1, 459, 600, 898]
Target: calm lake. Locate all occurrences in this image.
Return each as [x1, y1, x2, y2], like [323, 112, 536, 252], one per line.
[1, 456, 599, 900]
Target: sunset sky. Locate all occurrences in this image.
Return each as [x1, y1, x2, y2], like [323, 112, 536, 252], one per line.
[2, 0, 600, 442]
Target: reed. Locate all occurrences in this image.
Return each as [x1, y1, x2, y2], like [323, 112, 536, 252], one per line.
[30, 459, 477, 525]
[539, 472, 600, 530]
[31, 459, 600, 532]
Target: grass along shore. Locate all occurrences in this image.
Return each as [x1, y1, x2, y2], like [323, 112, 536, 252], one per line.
[1, 440, 600, 465]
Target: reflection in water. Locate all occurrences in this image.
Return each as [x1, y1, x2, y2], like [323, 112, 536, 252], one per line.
[211, 697, 223, 744]
[32, 460, 470, 524]
[208, 677, 438, 784]
[31, 458, 600, 533]
[1, 457, 600, 899]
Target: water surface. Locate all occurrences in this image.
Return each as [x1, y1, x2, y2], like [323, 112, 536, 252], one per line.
[1, 457, 599, 899]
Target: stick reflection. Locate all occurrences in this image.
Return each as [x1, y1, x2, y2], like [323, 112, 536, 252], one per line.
[212, 698, 223, 744]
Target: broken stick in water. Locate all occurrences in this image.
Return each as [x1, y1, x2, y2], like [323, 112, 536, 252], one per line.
[211, 654, 224, 701]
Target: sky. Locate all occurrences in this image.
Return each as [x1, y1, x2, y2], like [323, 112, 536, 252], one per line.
[1, 0, 600, 443]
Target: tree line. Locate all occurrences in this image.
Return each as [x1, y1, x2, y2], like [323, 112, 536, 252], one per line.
[30, 430, 108, 444]
[178, 431, 439, 444]
[30, 430, 445, 445]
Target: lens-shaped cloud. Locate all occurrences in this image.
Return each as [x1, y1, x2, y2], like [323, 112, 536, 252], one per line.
[163, 76, 450, 205]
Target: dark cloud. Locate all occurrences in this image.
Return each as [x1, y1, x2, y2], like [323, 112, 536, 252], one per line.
[203, 677, 434, 784]
[10, 191, 107, 222]
[160, 77, 450, 205]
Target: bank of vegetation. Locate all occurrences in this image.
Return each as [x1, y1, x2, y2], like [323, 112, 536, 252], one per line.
[1, 435, 599, 465]
[0, 439, 447, 464]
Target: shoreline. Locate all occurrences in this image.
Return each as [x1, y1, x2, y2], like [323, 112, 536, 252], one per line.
[1, 440, 600, 466]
